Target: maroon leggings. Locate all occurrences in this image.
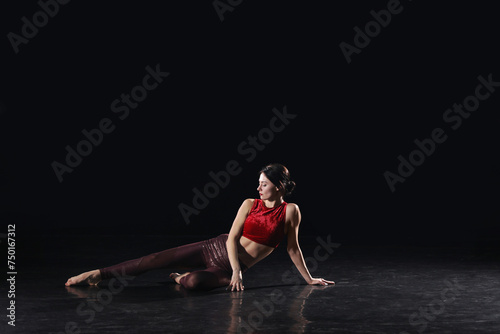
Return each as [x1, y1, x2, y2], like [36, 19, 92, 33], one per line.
[99, 234, 247, 290]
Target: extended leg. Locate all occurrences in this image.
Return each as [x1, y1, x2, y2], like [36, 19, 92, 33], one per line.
[99, 240, 207, 279]
[66, 239, 209, 286]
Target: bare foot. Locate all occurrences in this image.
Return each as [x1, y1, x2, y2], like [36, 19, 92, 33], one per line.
[169, 272, 190, 285]
[65, 269, 101, 286]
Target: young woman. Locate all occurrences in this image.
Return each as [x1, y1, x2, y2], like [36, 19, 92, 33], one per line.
[65, 163, 334, 291]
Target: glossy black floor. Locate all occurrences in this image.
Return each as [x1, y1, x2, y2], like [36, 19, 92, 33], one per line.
[3, 235, 500, 334]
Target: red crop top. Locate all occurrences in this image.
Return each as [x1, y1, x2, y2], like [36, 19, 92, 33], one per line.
[241, 199, 288, 248]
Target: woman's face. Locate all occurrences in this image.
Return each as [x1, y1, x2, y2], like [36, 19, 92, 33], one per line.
[257, 173, 280, 200]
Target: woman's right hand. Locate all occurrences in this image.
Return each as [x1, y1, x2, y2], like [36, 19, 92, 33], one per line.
[228, 270, 244, 291]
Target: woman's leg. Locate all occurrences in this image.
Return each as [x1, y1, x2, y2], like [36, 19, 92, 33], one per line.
[99, 240, 207, 279]
[65, 239, 208, 286]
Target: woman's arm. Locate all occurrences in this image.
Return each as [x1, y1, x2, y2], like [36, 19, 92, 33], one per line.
[286, 204, 334, 286]
[226, 198, 253, 291]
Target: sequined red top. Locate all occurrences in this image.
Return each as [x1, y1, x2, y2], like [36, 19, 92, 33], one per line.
[242, 199, 288, 248]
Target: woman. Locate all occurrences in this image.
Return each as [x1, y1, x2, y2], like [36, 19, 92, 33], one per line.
[65, 163, 334, 291]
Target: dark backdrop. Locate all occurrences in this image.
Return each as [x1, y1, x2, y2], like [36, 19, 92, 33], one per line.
[1, 1, 499, 245]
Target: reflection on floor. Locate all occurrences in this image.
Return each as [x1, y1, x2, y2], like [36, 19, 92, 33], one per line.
[5, 235, 500, 333]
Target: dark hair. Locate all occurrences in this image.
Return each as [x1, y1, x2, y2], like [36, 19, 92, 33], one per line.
[260, 163, 296, 197]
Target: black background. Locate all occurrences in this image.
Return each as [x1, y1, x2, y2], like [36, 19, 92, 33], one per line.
[1, 1, 499, 246]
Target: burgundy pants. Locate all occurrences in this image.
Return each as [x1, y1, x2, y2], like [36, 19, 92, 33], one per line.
[99, 234, 247, 290]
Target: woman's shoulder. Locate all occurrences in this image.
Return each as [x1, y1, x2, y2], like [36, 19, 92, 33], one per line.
[243, 198, 256, 205]
[242, 198, 257, 209]
[284, 202, 300, 225]
[285, 202, 300, 217]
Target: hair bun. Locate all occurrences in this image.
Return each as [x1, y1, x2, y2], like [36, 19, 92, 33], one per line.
[284, 180, 296, 196]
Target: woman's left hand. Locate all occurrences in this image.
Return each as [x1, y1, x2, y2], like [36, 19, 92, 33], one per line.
[309, 277, 335, 286]
[228, 270, 244, 291]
